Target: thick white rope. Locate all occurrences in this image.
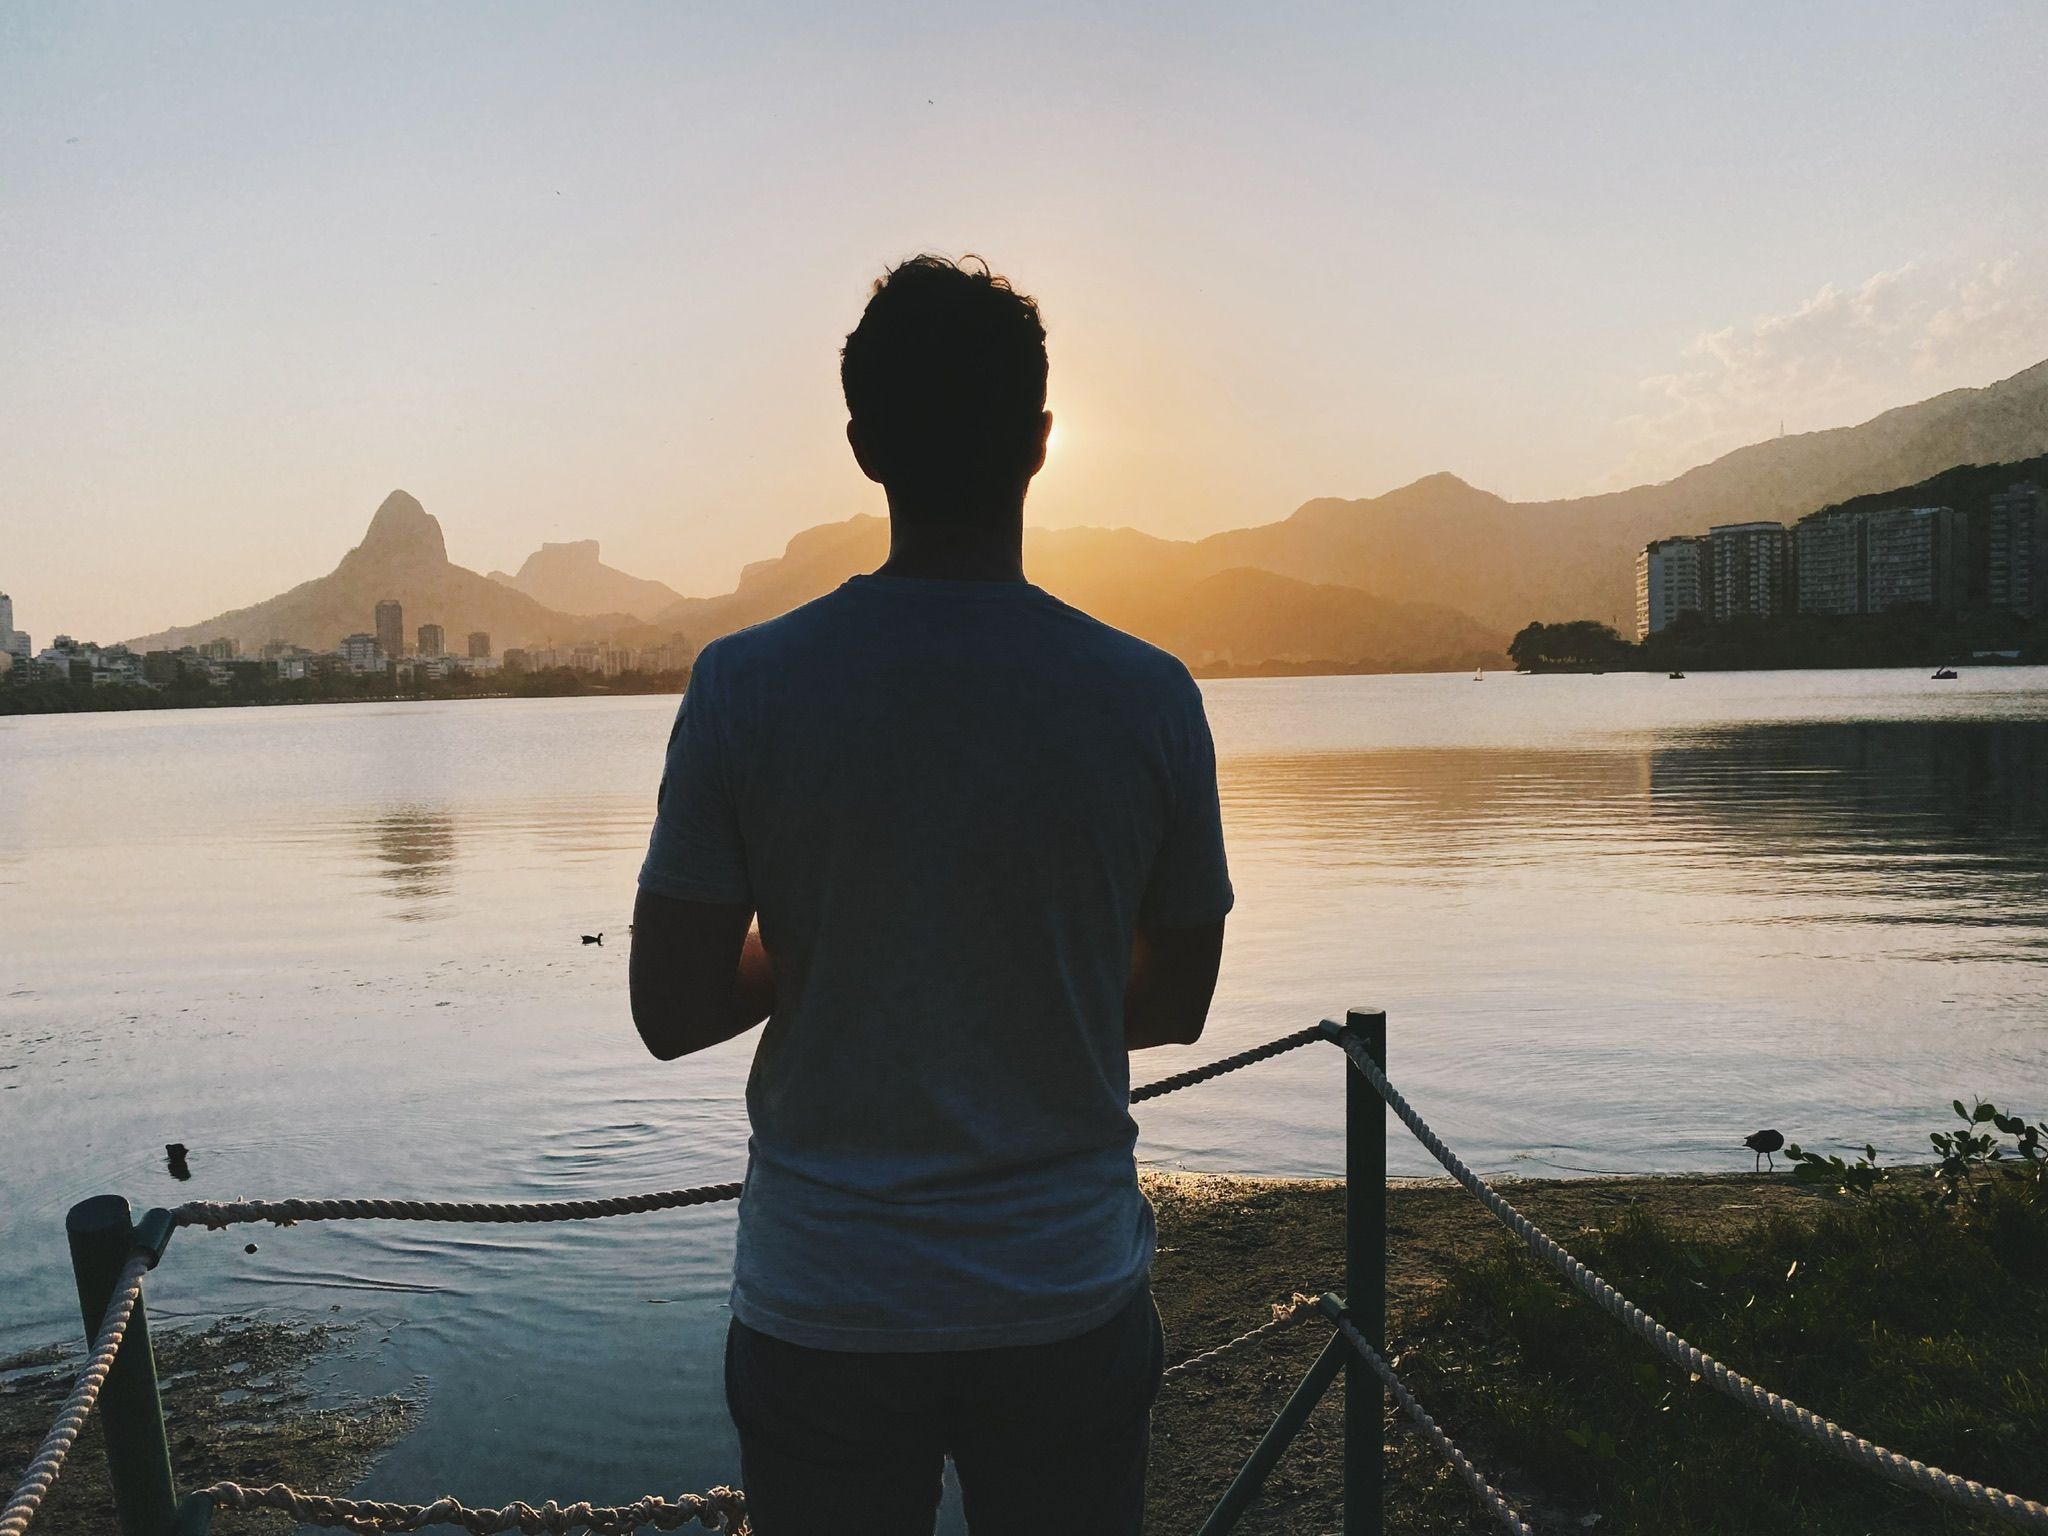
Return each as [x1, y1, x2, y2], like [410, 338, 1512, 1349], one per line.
[171, 1031, 1321, 1232]
[1328, 1310, 1533, 1536]
[1331, 1029, 2048, 1531]
[171, 1182, 746, 1229]
[1130, 1027, 1326, 1103]
[1161, 1292, 1320, 1381]
[0, 1252, 152, 1536]
[199, 1483, 746, 1534]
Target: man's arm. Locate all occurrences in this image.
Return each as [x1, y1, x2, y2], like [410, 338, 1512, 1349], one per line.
[629, 889, 775, 1061]
[1123, 919, 1225, 1051]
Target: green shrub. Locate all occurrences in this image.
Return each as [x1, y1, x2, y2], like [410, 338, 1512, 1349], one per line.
[1404, 1108, 2048, 1534]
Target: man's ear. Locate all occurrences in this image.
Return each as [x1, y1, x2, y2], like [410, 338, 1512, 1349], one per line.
[1027, 411, 1053, 479]
[846, 419, 886, 485]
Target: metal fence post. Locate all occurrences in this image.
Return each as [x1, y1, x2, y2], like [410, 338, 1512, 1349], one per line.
[66, 1196, 179, 1536]
[1193, 1332, 1349, 1536]
[1344, 1007, 1387, 1536]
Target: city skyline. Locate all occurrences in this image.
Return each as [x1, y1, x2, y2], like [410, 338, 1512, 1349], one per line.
[7, 3, 2048, 641]
[1633, 478, 2046, 637]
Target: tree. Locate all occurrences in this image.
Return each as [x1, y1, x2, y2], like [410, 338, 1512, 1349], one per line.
[1508, 620, 1634, 671]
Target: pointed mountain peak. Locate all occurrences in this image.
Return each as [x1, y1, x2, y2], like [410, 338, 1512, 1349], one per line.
[1372, 471, 1507, 511]
[356, 490, 447, 565]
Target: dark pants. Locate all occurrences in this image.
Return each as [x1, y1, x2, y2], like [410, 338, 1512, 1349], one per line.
[725, 1285, 1165, 1535]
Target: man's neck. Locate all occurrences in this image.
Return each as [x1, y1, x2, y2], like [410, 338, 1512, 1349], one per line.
[875, 495, 1027, 583]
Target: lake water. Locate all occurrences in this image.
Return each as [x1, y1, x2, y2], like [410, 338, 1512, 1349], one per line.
[5, 668, 2047, 1520]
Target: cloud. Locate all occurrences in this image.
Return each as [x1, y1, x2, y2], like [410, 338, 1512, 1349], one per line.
[1608, 257, 2048, 487]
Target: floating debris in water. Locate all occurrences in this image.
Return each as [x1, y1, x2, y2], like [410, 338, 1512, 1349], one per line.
[165, 1143, 192, 1181]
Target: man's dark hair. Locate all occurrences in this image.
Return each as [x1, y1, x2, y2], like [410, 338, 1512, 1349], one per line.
[841, 254, 1048, 495]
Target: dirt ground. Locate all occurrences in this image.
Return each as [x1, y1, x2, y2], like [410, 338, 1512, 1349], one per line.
[0, 1317, 416, 1536]
[1143, 1168, 1833, 1536]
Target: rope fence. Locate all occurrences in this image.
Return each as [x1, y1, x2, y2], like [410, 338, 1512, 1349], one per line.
[8, 1020, 2045, 1536]
[196, 1483, 749, 1534]
[169, 1036, 1312, 1233]
[0, 1253, 152, 1536]
[1160, 1293, 1320, 1382]
[1330, 1028, 2048, 1532]
[1326, 1307, 1532, 1536]
[171, 1183, 744, 1232]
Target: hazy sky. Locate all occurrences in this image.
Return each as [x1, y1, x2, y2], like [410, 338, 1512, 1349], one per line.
[5, 3, 2047, 642]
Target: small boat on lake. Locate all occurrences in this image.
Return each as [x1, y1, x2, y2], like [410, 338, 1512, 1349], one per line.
[1668, 670, 1686, 680]
[1932, 668, 1959, 680]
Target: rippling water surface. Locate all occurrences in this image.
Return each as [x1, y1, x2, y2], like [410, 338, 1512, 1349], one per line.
[5, 669, 2047, 1517]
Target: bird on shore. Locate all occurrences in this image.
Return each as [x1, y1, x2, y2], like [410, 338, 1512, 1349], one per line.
[581, 932, 604, 946]
[1744, 1128, 1785, 1172]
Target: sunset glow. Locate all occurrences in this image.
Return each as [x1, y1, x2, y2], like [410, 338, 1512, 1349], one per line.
[3, 4, 2045, 643]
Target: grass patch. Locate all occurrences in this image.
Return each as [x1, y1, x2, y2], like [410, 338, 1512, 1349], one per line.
[1403, 1181, 2048, 1533]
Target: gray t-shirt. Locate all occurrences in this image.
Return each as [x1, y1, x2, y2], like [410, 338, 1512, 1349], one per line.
[639, 573, 1232, 1351]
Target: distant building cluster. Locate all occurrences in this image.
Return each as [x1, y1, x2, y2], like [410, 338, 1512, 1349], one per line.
[501, 638, 692, 677]
[1634, 481, 2048, 638]
[0, 591, 693, 692]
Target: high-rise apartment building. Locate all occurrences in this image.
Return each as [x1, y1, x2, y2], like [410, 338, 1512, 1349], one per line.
[1794, 512, 1865, 616]
[1865, 506, 1963, 612]
[1634, 537, 1710, 638]
[417, 623, 445, 659]
[467, 631, 491, 659]
[1986, 482, 2047, 618]
[1708, 522, 1790, 621]
[375, 600, 404, 659]
[0, 591, 25, 661]
[340, 632, 382, 670]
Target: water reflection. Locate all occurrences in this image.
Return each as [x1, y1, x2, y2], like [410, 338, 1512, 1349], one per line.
[1220, 717, 2048, 948]
[1648, 720, 2048, 846]
[362, 806, 457, 921]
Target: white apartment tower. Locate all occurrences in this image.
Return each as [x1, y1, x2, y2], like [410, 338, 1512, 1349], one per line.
[1634, 538, 1709, 639]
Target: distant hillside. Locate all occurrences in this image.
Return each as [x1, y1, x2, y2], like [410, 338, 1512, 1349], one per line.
[1219, 358, 2048, 630]
[651, 357, 2048, 653]
[652, 515, 1504, 674]
[488, 540, 682, 621]
[126, 492, 642, 654]
[1806, 452, 2048, 523]
[124, 355, 2048, 675]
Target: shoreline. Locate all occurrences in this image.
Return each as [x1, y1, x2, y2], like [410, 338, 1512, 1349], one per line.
[2, 1169, 1834, 1536]
[9, 655, 2045, 720]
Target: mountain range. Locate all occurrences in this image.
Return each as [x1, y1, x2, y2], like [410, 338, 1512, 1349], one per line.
[125, 492, 649, 655]
[127, 356, 2048, 672]
[488, 540, 682, 621]
[648, 357, 2048, 649]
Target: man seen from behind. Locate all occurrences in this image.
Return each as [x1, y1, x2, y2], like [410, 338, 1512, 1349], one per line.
[630, 253, 1233, 1535]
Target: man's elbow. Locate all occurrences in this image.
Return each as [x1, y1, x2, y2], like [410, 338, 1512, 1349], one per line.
[630, 983, 706, 1061]
[631, 1002, 683, 1060]
[1159, 1014, 1208, 1047]
[1127, 1010, 1208, 1051]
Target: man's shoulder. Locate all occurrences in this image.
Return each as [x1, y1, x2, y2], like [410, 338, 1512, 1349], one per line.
[1038, 596, 1200, 695]
[697, 581, 1202, 704]
[691, 587, 860, 675]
